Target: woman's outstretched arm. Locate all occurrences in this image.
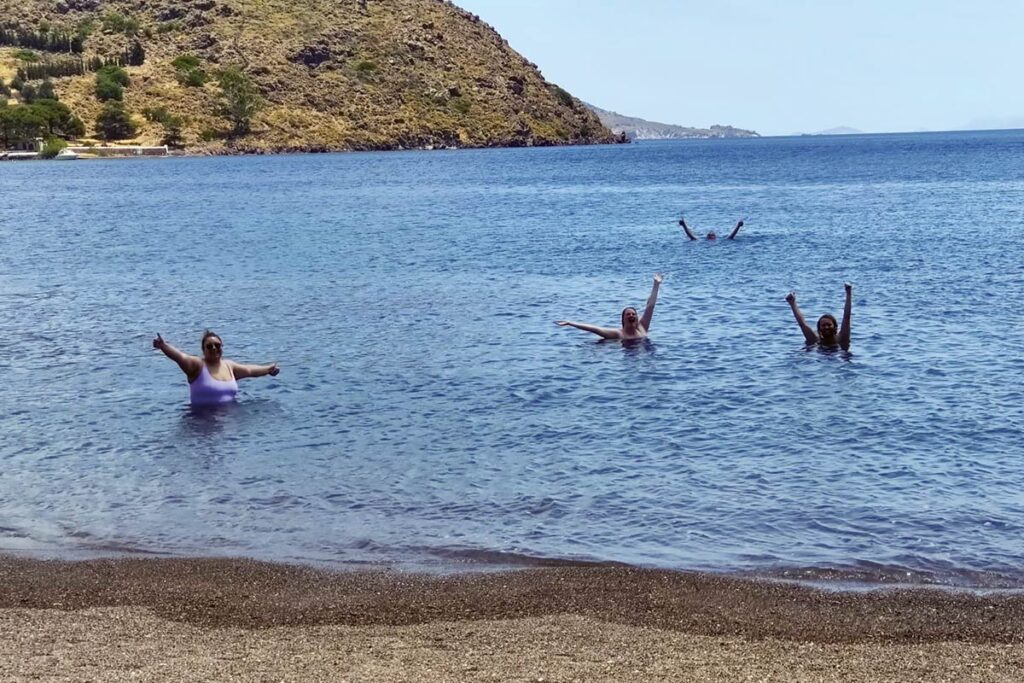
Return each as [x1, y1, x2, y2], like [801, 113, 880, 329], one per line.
[153, 334, 202, 377]
[727, 219, 745, 240]
[838, 282, 853, 350]
[678, 217, 698, 241]
[640, 273, 663, 331]
[785, 293, 819, 345]
[229, 360, 280, 379]
[555, 320, 621, 339]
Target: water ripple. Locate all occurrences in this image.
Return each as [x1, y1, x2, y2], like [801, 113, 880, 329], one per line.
[1, 133, 1023, 587]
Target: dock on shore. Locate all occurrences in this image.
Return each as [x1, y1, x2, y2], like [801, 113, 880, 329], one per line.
[1, 145, 170, 160]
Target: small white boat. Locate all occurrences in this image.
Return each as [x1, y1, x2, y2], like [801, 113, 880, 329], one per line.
[55, 148, 79, 160]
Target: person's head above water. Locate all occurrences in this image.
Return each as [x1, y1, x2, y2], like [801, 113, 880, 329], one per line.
[201, 329, 223, 363]
[706, 231, 717, 240]
[816, 314, 838, 343]
[621, 306, 640, 332]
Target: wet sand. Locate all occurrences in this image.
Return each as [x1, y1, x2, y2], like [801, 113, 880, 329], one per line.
[2, 556, 1023, 681]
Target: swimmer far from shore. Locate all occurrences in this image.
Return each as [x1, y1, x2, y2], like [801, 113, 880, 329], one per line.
[153, 330, 279, 406]
[679, 215, 745, 241]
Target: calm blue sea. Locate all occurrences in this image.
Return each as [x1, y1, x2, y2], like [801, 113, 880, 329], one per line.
[2, 131, 1023, 588]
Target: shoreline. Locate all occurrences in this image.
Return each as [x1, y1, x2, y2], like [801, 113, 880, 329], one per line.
[0, 135, 631, 162]
[3, 555, 1023, 681]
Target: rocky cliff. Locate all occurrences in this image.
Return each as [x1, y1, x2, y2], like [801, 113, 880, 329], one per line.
[0, 0, 619, 152]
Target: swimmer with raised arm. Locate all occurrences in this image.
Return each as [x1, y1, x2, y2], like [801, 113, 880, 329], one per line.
[153, 330, 280, 405]
[556, 274, 662, 340]
[786, 282, 853, 350]
[679, 216, 744, 241]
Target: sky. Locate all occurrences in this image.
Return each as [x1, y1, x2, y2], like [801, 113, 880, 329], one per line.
[454, 0, 1024, 136]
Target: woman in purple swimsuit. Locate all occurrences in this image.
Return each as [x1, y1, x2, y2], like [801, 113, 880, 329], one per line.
[153, 330, 279, 405]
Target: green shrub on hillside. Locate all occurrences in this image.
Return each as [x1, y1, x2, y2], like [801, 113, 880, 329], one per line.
[19, 83, 37, 104]
[14, 49, 39, 62]
[172, 55, 207, 87]
[38, 136, 68, 158]
[97, 65, 130, 86]
[95, 65, 130, 102]
[142, 106, 170, 123]
[76, 19, 96, 37]
[354, 60, 377, 80]
[102, 12, 140, 36]
[171, 55, 201, 71]
[157, 20, 182, 34]
[95, 77, 123, 101]
[37, 80, 56, 101]
[184, 69, 207, 87]
[552, 85, 574, 108]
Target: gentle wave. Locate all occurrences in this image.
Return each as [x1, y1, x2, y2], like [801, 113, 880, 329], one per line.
[1, 133, 1023, 588]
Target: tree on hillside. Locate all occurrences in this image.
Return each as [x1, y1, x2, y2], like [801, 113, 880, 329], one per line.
[19, 83, 37, 104]
[127, 40, 145, 66]
[97, 64, 130, 86]
[161, 115, 184, 148]
[95, 65, 130, 102]
[172, 55, 207, 86]
[37, 79, 56, 101]
[217, 67, 263, 136]
[0, 105, 45, 147]
[31, 99, 84, 138]
[95, 102, 136, 140]
[95, 77, 123, 101]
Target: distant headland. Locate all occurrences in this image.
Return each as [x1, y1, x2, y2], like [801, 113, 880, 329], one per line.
[0, 0, 621, 156]
[586, 104, 759, 140]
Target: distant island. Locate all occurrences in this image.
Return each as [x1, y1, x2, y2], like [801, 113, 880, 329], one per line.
[800, 126, 863, 136]
[586, 104, 759, 140]
[0, 0, 619, 156]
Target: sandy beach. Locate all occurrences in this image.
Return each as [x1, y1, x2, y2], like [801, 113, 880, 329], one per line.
[2, 556, 1023, 681]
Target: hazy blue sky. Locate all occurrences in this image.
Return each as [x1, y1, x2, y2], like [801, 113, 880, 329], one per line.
[455, 0, 1024, 136]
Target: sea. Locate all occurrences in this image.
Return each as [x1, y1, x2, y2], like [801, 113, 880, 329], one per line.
[2, 131, 1023, 589]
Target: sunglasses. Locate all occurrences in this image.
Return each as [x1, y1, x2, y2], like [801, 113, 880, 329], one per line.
[204, 342, 223, 351]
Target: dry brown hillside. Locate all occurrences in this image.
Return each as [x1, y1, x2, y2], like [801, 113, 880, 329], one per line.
[0, 0, 620, 153]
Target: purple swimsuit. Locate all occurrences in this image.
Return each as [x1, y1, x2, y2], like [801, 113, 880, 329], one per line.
[189, 364, 238, 406]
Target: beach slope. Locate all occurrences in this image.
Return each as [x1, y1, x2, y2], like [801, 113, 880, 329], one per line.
[2, 556, 1023, 681]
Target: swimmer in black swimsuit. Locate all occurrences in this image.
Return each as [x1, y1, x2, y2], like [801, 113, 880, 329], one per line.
[786, 282, 853, 350]
[679, 216, 744, 241]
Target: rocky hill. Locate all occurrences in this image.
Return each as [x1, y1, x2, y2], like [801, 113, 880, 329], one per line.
[587, 104, 758, 140]
[0, 0, 620, 153]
